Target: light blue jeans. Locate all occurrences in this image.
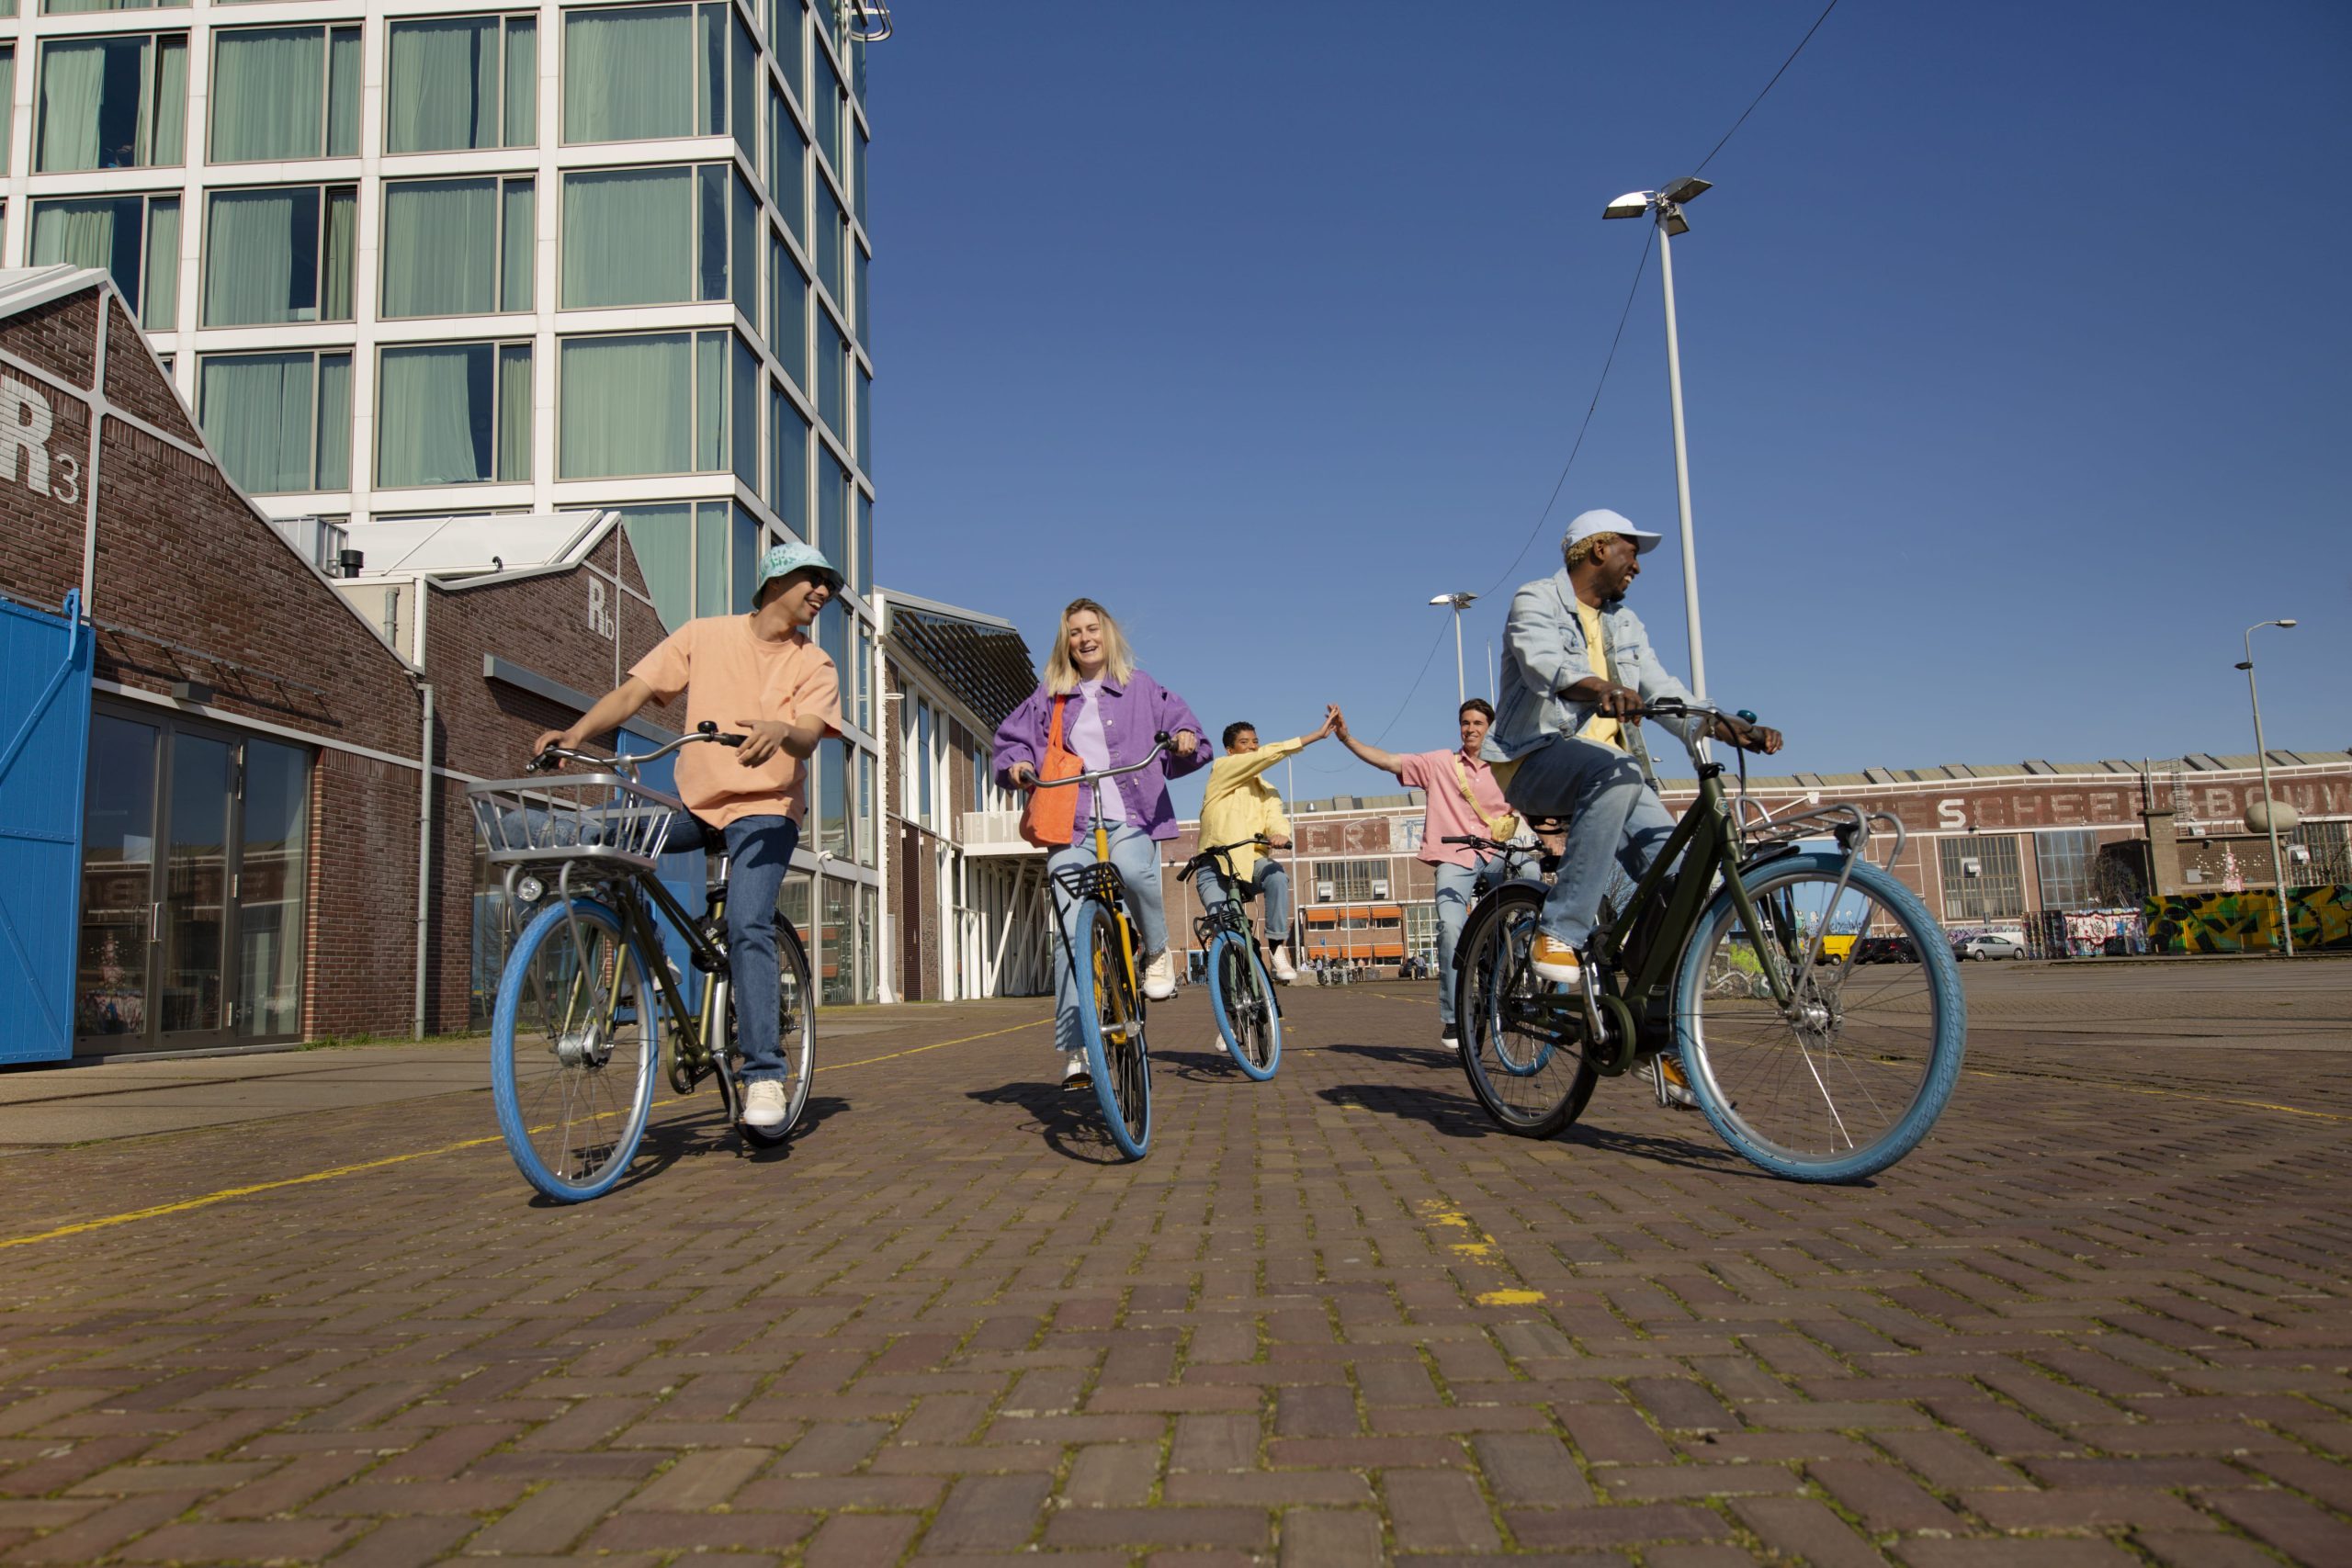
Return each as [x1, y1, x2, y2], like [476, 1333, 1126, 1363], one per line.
[658, 811, 799, 1084]
[1432, 853, 1498, 1031]
[1198, 859, 1291, 945]
[1501, 737, 1676, 952]
[1048, 818, 1170, 1055]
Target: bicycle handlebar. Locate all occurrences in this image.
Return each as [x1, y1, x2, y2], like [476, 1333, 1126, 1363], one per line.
[1020, 732, 1176, 792]
[1178, 833, 1272, 883]
[527, 719, 745, 775]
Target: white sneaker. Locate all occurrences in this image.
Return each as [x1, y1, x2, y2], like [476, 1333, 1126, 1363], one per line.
[1439, 1032, 1460, 1054]
[1141, 950, 1176, 1001]
[1210, 1035, 1228, 1055]
[1268, 944, 1298, 985]
[741, 1079, 789, 1130]
[1530, 934, 1583, 987]
[1062, 1053, 1093, 1089]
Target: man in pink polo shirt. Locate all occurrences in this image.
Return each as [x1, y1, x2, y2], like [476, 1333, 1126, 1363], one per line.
[1328, 698, 1517, 1052]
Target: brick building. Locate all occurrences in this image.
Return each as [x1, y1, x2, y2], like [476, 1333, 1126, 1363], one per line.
[2, 265, 880, 1060]
[1159, 750, 2352, 972]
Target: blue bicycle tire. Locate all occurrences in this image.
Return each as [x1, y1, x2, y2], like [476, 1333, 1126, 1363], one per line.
[491, 897, 658, 1202]
[1207, 931, 1282, 1081]
[1673, 852, 1965, 1183]
[1073, 897, 1152, 1159]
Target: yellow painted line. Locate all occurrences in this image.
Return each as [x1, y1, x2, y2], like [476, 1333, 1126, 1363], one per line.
[1415, 1199, 1544, 1304]
[1476, 1289, 1547, 1306]
[2, 1015, 1052, 1251]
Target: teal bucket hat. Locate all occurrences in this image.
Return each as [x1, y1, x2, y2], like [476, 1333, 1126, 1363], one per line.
[753, 539, 845, 597]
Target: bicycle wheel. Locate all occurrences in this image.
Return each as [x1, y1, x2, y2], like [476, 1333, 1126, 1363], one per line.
[1674, 852, 1965, 1182]
[728, 921, 816, 1147]
[1454, 883, 1598, 1137]
[1073, 898, 1152, 1159]
[1208, 931, 1281, 1081]
[491, 897, 658, 1202]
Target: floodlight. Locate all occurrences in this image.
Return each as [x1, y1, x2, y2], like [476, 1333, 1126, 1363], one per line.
[1602, 191, 1652, 220]
[1663, 209, 1690, 237]
[2275, 618, 2298, 627]
[1659, 175, 1713, 205]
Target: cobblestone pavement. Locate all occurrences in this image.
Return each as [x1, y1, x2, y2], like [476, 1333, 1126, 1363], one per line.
[2, 965, 2347, 1565]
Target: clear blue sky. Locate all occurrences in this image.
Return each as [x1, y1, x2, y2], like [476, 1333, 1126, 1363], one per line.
[865, 1, 2350, 813]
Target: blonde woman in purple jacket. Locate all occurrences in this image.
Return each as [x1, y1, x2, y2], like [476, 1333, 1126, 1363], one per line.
[993, 598, 1210, 1089]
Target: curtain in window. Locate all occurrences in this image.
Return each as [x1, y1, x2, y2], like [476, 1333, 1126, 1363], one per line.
[35, 39, 108, 171]
[327, 28, 359, 154]
[815, 187, 843, 301]
[386, 17, 496, 153]
[497, 344, 533, 481]
[381, 179, 495, 317]
[379, 344, 492, 486]
[210, 29, 324, 163]
[694, 502, 729, 616]
[201, 353, 313, 493]
[141, 198, 179, 330]
[854, 489, 870, 596]
[31, 198, 141, 310]
[151, 35, 186, 164]
[560, 333, 689, 478]
[621, 507, 691, 628]
[561, 168, 690, 308]
[0, 51, 13, 173]
[562, 6, 693, 144]
[811, 41, 841, 171]
[501, 181, 535, 310]
[315, 354, 351, 489]
[729, 14, 756, 157]
[731, 173, 759, 327]
[697, 164, 728, 302]
[855, 367, 870, 471]
[698, 3, 725, 136]
[203, 187, 309, 325]
[503, 19, 537, 147]
[322, 186, 356, 321]
[695, 331, 725, 472]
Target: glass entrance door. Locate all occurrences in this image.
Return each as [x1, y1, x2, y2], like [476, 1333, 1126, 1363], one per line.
[75, 708, 312, 1052]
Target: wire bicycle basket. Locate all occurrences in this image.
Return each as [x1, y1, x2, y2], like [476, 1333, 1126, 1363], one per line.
[468, 773, 684, 875]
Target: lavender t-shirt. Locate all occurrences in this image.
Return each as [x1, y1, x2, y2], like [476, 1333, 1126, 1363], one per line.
[1067, 679, 1133, 825]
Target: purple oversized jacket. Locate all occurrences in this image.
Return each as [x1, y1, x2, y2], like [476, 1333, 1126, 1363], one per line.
[991, 669, 1211, 843]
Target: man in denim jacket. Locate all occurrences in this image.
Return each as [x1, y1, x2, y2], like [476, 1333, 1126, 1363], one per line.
[1486, 510, 1781, 988]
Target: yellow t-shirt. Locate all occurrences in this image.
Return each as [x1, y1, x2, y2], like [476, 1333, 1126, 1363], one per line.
[1197, 735, 1306, 882]
[628, 615, 842, 827]
[1572, 598, 1621, 750]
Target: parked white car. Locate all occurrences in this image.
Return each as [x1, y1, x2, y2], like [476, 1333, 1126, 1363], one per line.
[1959, 933, 2028, 961]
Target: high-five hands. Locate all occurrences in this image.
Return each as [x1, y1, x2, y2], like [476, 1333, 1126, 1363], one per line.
[1326, 704, 1348, 739]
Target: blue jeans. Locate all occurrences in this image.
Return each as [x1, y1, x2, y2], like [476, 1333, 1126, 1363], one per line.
[1198, 858, 1291, 946]
[1048, 818, 1169, 1055]
[662, 811, 799, 1084]
[1500, 737, 1675, 952]
[1432, 853, 1497, 1030]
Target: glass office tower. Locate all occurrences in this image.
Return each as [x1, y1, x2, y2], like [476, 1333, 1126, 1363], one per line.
[2, 0, 882, 997]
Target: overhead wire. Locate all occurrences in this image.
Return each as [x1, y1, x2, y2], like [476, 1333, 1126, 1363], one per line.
[1692, 0, 1841, 176]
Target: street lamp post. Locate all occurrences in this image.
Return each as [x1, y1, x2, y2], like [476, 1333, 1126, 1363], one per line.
[2236, 618, 2300, 956]
[1430, 592, 1476, 705]
[1604, 175, 1715, 697]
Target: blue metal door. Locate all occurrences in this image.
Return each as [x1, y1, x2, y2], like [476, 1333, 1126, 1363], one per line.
[0, 594, 95, 1064]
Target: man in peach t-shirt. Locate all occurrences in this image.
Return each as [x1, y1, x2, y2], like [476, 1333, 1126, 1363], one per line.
[1328, 698, 1517, 1053]
[534, 542, 843, 1130]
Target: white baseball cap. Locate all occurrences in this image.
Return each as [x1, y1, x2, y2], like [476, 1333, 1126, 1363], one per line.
[1562, 508, 1663, 555]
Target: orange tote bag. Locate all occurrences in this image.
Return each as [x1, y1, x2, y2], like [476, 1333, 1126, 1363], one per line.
[1019, 695, 1082, 849]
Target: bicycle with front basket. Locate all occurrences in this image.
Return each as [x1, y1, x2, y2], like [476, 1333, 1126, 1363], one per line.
[1453, 699, 1965, 1182]
[468, 722, 816, 1201]
[1177, 835, 1283, 1080]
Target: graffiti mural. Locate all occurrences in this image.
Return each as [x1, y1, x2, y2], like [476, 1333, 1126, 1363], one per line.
[2030, 908, 2151, 957]
[2143, 886, 2352, 953]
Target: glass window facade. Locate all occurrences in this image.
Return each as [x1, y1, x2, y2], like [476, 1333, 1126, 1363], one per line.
[380, 176, 533, 318]
[386, 15, 537, 153]
[558, 329, 737, 479]
[2033, 829, 2100, 911]
[29, 194, 181, 330]
[198, 349, 351, 493]
[560, 2, 733, 144]
[1939, 834, 2026, 922]
[208, 26, 360, 163]
[202, 184, 356, 326]
[377, 342, 531, 487]
[560, 163, 752, 310]
[37, 32, 187, 172]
